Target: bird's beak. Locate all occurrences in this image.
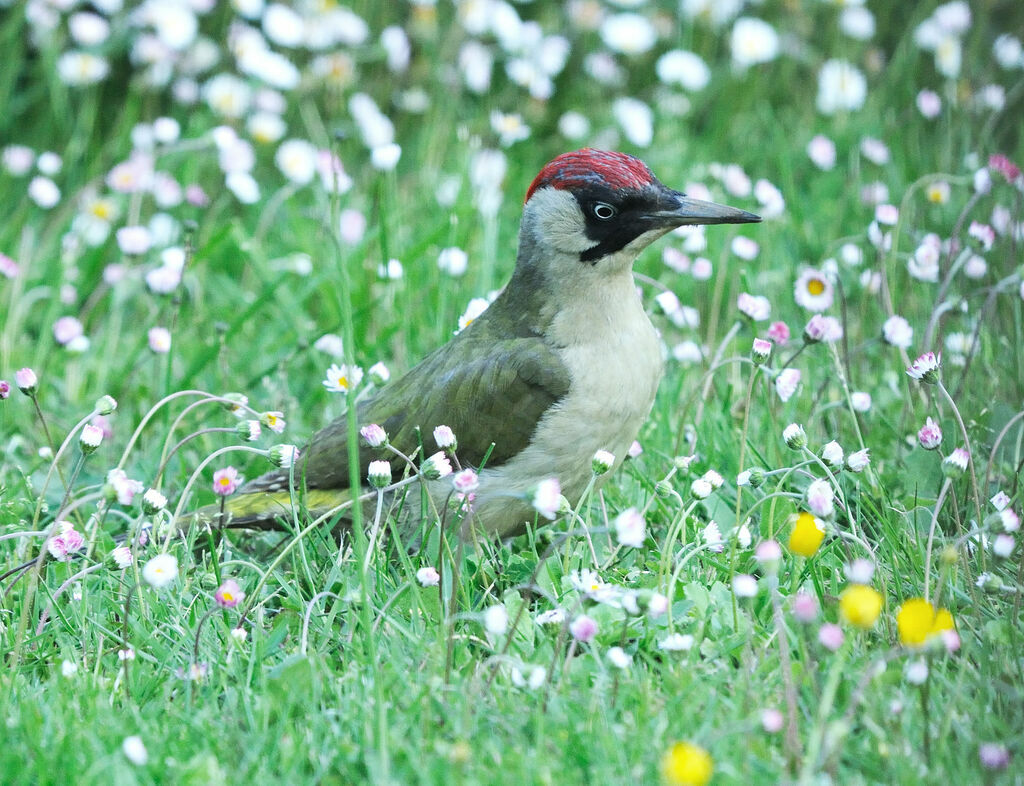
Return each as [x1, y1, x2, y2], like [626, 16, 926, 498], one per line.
[653, 192, 762, 227]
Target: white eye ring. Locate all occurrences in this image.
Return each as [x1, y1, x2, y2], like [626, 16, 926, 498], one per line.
[592, 202, 616, 220]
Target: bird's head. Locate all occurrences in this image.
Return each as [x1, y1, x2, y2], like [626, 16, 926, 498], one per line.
[520, 149, 761, 272]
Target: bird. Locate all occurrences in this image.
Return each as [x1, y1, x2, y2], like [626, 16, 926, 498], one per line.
[202, 149, 760, 542]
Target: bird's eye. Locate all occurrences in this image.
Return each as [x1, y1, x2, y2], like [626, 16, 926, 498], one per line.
[592, 202, 617, 220]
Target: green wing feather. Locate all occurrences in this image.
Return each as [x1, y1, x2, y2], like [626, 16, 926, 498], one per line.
[239, 316, 570, 508]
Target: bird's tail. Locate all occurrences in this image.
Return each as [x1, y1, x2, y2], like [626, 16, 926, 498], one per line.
[180, 488, 357, 533]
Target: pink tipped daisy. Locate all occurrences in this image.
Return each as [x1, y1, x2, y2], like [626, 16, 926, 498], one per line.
[906, 352, 940, 384]
[212, 466, 242, 496]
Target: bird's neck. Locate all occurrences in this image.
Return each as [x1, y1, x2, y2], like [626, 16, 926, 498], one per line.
[487, 232, 647, 345]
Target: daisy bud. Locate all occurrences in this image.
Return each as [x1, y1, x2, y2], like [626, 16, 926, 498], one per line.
[775, 368, 801, 402]
[420, 451, 452, 480]
[47, 522, 84, 561]
[754, 539, 783, 574]
[803, 314, 827, 344]
[220, 393, 249, 416]
[850, 391, 872, 412]
[535, 608, 566, 626]
[976, 571, 1002, 592]
[569, 614, 598, 643]
[141, 488, 167, 515]
[657, 633, 694, 651]
[105, 469, 143, 505]
[918, 417, 942, 450]
[806, 479, 835, 519]
[846, 449, 870, 473]
[654, 480, 674, 498]
[768, 320, 790, 344]
[0, 380, 9, 399]
[368, 362, 390, 386]
[15, 367, 37, 396]
[416, 566, 440, 587]
[818, 622, 845, 651]
[783, 423, 807, 449]
[747, 467, 766, 488]
[751, 337, 772, 364]
[268, 444, 300, 468]
[360, 423, 388, 447]
[79, 424, 104, 454]
[638, 590, 669, 616]
[607, 646, 631, 669]
[94, 394, 117, 415]
[736, 521, 752, 548]
[979, 743, 1011, 772]
[998, 509, 1020, 532]
[530, 477, 561, 520]
[942, 447, 969, 478]
[111, 545, 133, 569]
[702, 521, 724, 552]
[690, 477, 712, 499]
[791, 592, 819, 622]
[904, 659, 929, 685]
[673, 454, 697, 471]
[702, 469, 724, 489]
[592, 449, 615, 475]
[621, 592, 642, 616]
[236, 419, 262, 441]
[613, 507, 646, 548]
[992, 533, 1015, 558]
[906, 351, 941, 384]
[845, 558, 875, 584]
[122, 736, 149, 767]
[367, 460, 392, 488]
[821, 440, 844, 469]
[761, 709, 784, 734]
[452, 468, 479, 494]
[732, 574, 758, 598]
[433, 425, 457, 451]
[483, 605, 508, 635]
[991, 491, 1012, 511]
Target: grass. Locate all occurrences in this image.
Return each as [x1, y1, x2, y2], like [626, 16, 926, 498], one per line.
[2, 1, 1024, 783]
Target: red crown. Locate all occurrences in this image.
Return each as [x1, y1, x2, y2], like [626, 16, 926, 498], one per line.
[525, 149, 656, 203]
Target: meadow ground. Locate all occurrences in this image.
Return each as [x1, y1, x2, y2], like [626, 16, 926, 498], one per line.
[1, 1, 1023, 783]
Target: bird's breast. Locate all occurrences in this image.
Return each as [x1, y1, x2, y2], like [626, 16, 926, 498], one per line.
[470, 275, 663, 536]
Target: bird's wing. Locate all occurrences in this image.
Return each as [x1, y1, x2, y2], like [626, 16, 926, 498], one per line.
[242, 335, 570, 493]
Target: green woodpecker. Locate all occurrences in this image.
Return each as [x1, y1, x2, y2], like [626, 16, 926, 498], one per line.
[211, 149, 760, 539]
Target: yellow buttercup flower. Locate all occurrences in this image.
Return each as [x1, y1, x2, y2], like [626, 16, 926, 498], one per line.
[897, 597, 955, 647]
[839, 584, 883, 629]
[661, 741, 713, 786]
[788, 512, 825, 557]
[933, 607, 954, 633]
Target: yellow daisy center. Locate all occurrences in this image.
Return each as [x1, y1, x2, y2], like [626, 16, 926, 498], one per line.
[90, 200, 114, 220]
[807, 278, 826, 296]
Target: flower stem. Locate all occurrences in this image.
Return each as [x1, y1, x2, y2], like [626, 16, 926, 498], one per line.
[937, 380, 983, 531]
[770, 578, 802, 770]
[923, 479, 952, 602]
[798, 637, 850, 784]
